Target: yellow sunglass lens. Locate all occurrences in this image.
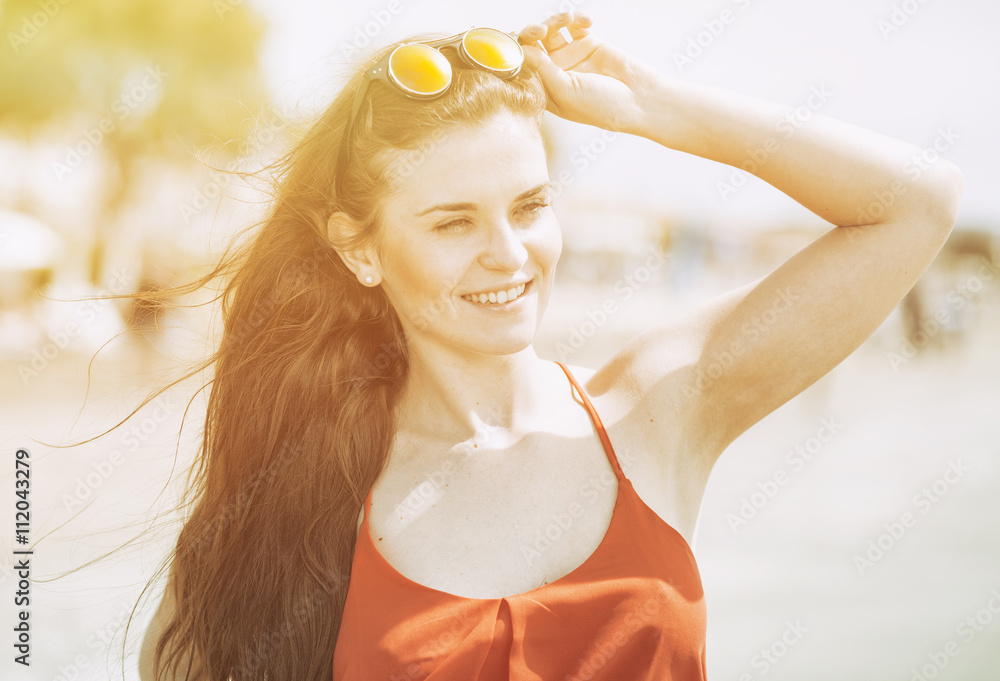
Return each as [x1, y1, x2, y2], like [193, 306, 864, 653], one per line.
[463, 28, 522, 71]
[389, 44, 452, 95]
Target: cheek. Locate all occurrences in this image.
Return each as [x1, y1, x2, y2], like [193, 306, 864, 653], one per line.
[383, 240, 465, 317]
[387, 235, 442, 285]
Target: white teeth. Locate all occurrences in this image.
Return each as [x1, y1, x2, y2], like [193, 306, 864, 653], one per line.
[462, 282, 528, 305]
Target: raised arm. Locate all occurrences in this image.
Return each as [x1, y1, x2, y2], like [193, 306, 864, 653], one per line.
[633, 79, 961, 229]
[624, 68, 960, 448]
[518, 12, 962, 469]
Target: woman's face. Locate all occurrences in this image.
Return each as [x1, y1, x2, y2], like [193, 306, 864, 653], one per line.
[373, 113, 561, 356]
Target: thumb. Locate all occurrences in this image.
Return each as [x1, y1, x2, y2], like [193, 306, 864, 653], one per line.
[522, 45, 572, 115]
[521, 43, 573, 94]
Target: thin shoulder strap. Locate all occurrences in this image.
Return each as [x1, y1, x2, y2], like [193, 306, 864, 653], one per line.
[554, 361, 625, 481]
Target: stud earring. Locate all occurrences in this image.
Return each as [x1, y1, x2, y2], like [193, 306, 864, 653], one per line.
[364, 274, 374, 285]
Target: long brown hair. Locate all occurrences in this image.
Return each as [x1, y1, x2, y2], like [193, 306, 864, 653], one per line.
[117, 32, 550, 680]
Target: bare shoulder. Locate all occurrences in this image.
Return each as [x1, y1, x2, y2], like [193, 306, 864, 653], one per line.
[566, 311, 708, 462]
[561, 344, 691, 449]
[582, 279, 762, 465]
[557, 288, 757, 540]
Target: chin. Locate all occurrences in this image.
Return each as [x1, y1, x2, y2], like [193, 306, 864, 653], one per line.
[457, 329, 537, 356]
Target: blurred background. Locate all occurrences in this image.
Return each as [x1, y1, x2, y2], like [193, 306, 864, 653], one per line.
[1, 0, 998, 679]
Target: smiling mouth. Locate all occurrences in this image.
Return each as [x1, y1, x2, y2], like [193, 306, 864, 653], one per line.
[460, 280, 530, 306]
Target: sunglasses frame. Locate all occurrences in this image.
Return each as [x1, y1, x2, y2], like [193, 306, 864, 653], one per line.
[336, 26, 525, 185]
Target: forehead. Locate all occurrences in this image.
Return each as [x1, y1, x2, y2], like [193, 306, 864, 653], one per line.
[381, 114, 548, 214]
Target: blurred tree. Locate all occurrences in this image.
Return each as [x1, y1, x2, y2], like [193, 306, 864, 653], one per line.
[0, 0, 270, 285]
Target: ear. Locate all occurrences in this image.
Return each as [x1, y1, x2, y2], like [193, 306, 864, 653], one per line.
[327, 211, 380, 282]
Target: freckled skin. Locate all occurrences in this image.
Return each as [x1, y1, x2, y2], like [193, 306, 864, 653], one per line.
[373, 113, 562, 359]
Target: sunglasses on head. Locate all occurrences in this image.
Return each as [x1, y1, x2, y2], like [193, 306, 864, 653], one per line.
[335, 26, 526, 183]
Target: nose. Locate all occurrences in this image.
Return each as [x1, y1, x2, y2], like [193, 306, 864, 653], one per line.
[479, 218, 528, 272]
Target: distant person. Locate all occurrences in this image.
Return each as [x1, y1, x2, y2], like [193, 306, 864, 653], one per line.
[137, 10, 962, 681]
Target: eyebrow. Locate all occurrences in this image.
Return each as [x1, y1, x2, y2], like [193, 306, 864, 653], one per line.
[414, 182, 552, 217]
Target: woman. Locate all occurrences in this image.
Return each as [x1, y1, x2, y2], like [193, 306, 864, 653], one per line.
[138, 9, 962, 681]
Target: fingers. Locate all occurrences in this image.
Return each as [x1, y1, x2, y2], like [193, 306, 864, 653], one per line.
[565, 12, 593, 41]
[539, 14, 570, 51]
[516, 24, 549, 53]
[518, 11, 592, 52]
[517, 24, 545, 42]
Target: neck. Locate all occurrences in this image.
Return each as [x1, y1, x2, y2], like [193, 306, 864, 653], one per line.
[393, 343, 558, 451]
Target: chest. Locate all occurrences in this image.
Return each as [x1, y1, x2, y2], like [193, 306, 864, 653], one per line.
[356, 394, 699, 600]
[365, 428, 621, 599]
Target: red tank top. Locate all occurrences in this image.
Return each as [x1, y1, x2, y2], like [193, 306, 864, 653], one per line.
[333, 360, 707, 680]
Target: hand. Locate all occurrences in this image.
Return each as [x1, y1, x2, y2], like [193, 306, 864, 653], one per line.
[516, 11, 663, 135]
